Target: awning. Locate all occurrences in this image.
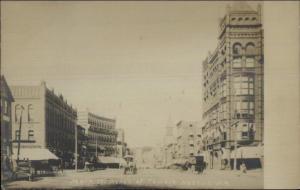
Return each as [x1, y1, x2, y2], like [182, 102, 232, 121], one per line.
[97, 156, 126, 164]
[12, 148, 59, 161]
[231, 146, 263, 159]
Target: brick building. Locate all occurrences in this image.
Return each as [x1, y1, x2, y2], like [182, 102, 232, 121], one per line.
[10, 82, 77, 167]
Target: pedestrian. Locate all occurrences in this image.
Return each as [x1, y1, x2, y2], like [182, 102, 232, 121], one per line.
[240, 162, 247, 174]
[84, 160, 90, 171]
[60, 159, 64, 173]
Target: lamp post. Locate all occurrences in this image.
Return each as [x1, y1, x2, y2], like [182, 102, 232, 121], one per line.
[16, 106, 25, 162]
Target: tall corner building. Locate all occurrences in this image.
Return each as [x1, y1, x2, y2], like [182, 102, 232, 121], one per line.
[202, 3, 264, 170]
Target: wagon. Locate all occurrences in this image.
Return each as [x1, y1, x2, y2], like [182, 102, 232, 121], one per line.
[123, 155, 137, 175]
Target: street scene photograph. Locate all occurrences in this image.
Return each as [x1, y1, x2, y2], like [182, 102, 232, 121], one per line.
[1, 1, 266, 189]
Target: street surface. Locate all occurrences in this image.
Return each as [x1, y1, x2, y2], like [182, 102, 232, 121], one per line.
[4, 168, 263, 189]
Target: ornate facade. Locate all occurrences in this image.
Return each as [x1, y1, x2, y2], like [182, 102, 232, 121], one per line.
[202, 3, 264, 170]
[78, 110, 117, 157]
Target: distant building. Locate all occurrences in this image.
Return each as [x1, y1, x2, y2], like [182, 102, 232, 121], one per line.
[175, 121, 201, 159]
[133, 146, 156, 169]
[153, 145, 165, 168]
[78, 110, 117, 157]
[1, 76, 14, 180]
[116, 128, 126, 158]
[163, 117, 176, 167]
[77, 125, 88, 160]
[202, 2, 264, 170]
[10, 82, 77, 167]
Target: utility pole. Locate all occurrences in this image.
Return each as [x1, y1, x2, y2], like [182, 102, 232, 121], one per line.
[75, 125, 78, 172]
[232, 88, 239, 171]
[17, 106, 24, 162]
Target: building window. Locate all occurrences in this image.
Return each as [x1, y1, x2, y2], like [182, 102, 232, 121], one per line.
[28, 104, 34, 122]
[234, 76, 254, 95]
[242, 132, 248, 137]
[3, 100, 8, 114]
[235, 100, 254, 118]
[233, 43, 242, 55]
[28, 130, 34, 141]
[246, 57, 255, 68]
[15, 104, 21, 122]
[233, 57, 242, 68]
[15, 130, 20, 140]
[245, 43, 256, 55]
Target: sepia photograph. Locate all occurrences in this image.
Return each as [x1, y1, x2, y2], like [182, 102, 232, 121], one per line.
[1, 1, 299, 189]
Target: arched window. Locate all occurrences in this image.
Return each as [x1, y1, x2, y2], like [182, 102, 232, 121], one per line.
[232, 43, 242, 55]
[28, 104, 34, 122]
[245, 42, 256, 55]
[15, 104, 22, 122]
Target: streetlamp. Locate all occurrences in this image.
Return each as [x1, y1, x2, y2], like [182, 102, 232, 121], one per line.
[16, 105, 25, 162]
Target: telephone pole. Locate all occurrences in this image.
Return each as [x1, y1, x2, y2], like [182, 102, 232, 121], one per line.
[16, 106, 24, 162]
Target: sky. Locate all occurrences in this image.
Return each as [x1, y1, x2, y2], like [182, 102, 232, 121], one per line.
[1, 1, 228, 147]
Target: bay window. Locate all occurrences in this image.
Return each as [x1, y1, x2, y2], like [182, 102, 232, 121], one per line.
[234, 76, 254, 95]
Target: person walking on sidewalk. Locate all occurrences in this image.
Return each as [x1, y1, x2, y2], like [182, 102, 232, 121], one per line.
[240, 162, 247, 174]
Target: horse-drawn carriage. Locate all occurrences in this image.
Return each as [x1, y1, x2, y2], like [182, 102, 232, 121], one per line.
[123, 155, 137, 175]
[194, 155, 207, 174]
